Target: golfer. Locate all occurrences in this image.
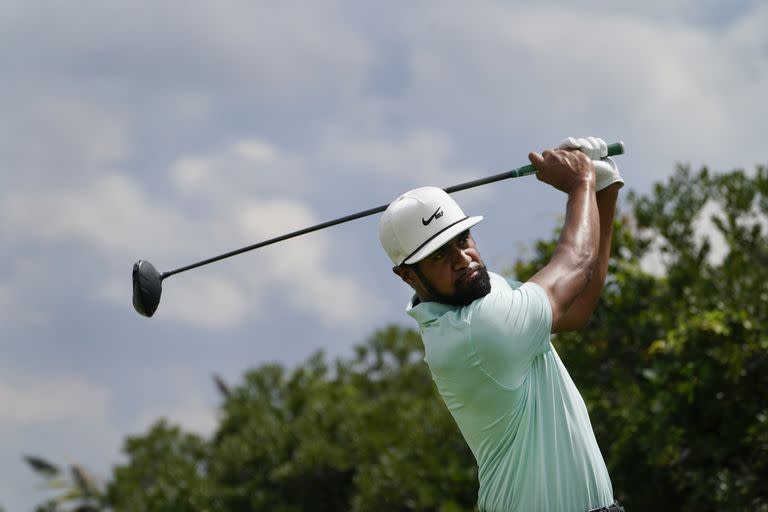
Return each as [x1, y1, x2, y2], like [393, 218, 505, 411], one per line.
[379, 137, 624, 512]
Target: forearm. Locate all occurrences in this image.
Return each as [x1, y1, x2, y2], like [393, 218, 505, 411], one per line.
[530, 179, 600, 327]
[555, 183, 620, 331]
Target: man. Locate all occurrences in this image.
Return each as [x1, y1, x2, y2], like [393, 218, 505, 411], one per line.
[378, 137, 625, 512]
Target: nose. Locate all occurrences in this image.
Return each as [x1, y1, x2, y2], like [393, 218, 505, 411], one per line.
[449, 244, 472, 270]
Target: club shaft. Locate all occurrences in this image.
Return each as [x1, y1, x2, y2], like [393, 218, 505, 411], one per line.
[161, 141, 625, 279]
[162, 204, 389, 279]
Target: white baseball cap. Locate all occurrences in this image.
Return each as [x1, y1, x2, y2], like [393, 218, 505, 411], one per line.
[379, 187, 483, 266]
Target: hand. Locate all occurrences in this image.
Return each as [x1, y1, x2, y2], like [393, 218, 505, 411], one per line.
[528, 148, 594, 194]
[559, 136, 624, 191]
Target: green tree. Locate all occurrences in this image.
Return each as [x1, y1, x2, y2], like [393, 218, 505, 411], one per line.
[23, 455, 106, 512]
[107, 421, 213, 511]
[106, 327, 476, 512]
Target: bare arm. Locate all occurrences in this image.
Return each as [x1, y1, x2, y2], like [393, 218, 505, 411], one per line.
[527, 149, 600, 333]
[554, 183, 620, 332]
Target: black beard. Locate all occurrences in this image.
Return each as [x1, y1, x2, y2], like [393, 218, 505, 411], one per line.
[417, 265, 492, 307]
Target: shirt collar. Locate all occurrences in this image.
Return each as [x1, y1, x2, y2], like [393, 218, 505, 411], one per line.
[406, 294, 456, 325]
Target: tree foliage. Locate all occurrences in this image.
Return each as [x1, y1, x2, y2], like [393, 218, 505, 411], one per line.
[107, 328, 477, 512]
[23, 454, 105, 512]
[29, 165, 768, 511]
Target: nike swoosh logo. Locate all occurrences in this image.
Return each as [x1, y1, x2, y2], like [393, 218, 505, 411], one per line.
[422, 207, 444, 226]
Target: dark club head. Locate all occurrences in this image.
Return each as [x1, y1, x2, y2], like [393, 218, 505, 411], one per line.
[132, 260, 163, 317]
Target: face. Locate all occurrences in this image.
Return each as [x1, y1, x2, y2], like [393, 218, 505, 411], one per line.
[394, 230, 491, 306]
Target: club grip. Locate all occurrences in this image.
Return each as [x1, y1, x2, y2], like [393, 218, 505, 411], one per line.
[515, 140, 625, 178]
[607, 141, 625, 157]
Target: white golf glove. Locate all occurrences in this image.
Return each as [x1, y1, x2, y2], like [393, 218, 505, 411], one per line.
[559, 136, 624, 191]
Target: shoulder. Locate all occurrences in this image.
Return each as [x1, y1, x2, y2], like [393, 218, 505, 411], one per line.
[467, 272, 552, 335]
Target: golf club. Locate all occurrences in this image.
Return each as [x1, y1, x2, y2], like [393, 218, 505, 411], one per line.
[133, 141, 626, 317]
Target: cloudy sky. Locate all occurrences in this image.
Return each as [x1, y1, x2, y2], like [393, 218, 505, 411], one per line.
[1, 0, 766, 508]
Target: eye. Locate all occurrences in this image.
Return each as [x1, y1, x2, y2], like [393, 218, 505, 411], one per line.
[430, 249, 446, 261]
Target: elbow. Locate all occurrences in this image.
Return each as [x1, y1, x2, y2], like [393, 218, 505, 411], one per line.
[571, 313, 593, 331]
[552, 311, 592, 333]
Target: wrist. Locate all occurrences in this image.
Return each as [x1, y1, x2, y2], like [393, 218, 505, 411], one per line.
[567, 175, 596, 196]
[596, 181, 622, 196]
[581, 173, 597, 190]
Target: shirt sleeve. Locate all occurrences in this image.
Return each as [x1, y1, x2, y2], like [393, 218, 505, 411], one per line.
[468, 279, 553, 389]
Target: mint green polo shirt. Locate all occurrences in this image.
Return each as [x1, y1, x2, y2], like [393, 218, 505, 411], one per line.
[407, 272, 614, 512]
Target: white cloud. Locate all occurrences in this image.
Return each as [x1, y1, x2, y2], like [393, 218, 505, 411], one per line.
[2, 172, 186, 256]
[2, 137, 383, 329]
[159, 275, 252, 328]
[397, 2, 768, 179]
[317, 129, 497, 217]
[169, 157, 211, 193]
[321, 129, 478, 183]
[237, 199, 319, 242]
[233, 140, 278, 164]
[235, 199, 386, 325]
[168, 138, 307, 203]
[325, 130, 452, 175]
[134, 396, 217, 438]
[289, 268, 379, 325]
[0, 375, 110, 425]
[0, 0, 371, 103]
[0, 96, 132, 185]
[0, 281, 49, 328]
[131, 368, 219, 437]
[0, 284, 9, 312]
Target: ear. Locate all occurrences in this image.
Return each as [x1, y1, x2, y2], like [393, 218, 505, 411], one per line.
[392, 265, 416, 287]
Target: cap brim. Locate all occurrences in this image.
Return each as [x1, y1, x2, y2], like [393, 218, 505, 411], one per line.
[403, 216, 483, 265]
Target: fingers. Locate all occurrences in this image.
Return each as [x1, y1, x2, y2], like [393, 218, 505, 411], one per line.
[529, 151, 549, 182]
[576, 138, 595, 159]
[531, 148, 593, 193]
[537, 138, 617, 192]
[534, 148, 585, 171]
[559, 136, 608, 160]
[589, 137, 608, 158]
[583, 136, 607, 159]
[531, 148, 576, 166]
[528, 151, 544, 167]
[558, 137, 580, 150]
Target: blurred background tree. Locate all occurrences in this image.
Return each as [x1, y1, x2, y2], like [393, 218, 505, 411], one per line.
[23, 455, 105, 511]
[28, 165, 768, 511]
[104, 328, 476, 512]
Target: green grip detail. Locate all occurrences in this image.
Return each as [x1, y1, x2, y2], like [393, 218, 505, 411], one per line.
[517, 140, 625, 178]
[607, 141, 625, 157]
[441, 140, 626, 193]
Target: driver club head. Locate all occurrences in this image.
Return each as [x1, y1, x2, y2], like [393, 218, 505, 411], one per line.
[132, 260, 162, 317]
